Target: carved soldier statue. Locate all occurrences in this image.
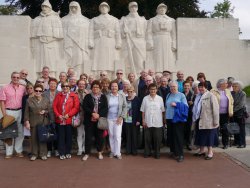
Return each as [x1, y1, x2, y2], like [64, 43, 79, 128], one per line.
[147, 3, 177, 72]
[62, 1, 90, 76]
[120, 2, 147, 77]
[89, 2, 121, 75]
[30, 0, 64, 77]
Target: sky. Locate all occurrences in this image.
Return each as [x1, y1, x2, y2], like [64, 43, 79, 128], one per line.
[0, 0, 249, 39]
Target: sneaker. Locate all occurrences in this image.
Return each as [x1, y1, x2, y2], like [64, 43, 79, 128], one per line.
[98, 153, 103, 160]
[16, 153, 24, 158]
[77, 151, 82, 156]
[66, 154, 72, 159]
[55, 150, 59, 157]
[109, 153, 114, 158]
[41, 156, 47, 161]
[47, 151, 52, 158]
[30, 156, 37, 161]
[60, 155, 66, 160]
[116, 155, 122, 160]
[5, 155, 13, 159]
[82, 154, 89, 161]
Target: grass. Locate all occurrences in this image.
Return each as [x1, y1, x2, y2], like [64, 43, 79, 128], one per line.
[243, 85, 250, 97]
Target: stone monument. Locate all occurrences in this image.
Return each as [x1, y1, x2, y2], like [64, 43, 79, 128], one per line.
[146, 3, 177, 72]
[62, 1, 90, 77]
[89, 2, 121, 75]
[120, 2, 147, 76]
[30, 0, 64, 77]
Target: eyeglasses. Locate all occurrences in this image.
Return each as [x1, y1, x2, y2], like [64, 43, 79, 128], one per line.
[21, 73, 28, 76]
[117, 73, 123, 75]
[62, 85, 70, 88]
[37, 81, 44, 83]
[100, 74, 106, 76]
[34, 90, 43, 93]
[12, 77, 20, 79]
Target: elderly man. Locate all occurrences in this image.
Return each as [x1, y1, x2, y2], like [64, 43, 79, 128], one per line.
[176, 70, 184, 92]
[57, 72, 68, 91]
[113, 69, 124, 91]
[19, 69, 32, 86]
[99, 71, 108, 81]
[135, 69, 148, 96]
[41, 66, 50, 91]
[0, 72, 26, 159]
[120, 2, 147, 76]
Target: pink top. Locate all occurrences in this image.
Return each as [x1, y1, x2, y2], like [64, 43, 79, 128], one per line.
[0, 83, 25, 109]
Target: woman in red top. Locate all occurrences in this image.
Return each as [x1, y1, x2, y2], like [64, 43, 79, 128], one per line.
[53, 82, 80, 160]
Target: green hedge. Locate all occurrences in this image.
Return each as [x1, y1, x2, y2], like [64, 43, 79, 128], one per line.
[243, 86, 250, 97]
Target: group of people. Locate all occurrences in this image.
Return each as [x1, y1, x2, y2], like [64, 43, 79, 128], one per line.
[0, 66, 247, 163]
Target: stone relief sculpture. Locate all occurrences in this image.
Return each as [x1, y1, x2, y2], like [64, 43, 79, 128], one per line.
[30, 0, 64, 77]
[89, 2, 121, 75]
[62, 1, 90, 76]
[120, 2, 147, 76]
[146, 3, 177, 72]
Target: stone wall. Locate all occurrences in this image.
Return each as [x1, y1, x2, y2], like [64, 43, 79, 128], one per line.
[0, 16, 249, 87]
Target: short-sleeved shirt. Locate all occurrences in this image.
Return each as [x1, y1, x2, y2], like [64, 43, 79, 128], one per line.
[140, 95, 165, 128]
[0, 83, 25, 109]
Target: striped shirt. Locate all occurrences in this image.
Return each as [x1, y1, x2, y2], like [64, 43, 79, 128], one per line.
[0, 83, 25, 108]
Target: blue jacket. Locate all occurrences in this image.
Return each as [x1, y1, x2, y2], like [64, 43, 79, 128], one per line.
[172, 102, 188, 123]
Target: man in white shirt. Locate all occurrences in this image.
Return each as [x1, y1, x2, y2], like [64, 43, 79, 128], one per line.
[141, 83, 165, 159]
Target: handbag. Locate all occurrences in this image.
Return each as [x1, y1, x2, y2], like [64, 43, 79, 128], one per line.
[37, 123, 57, 143]
[97, 117, 108, 130]
[224, 122, 240, 135]
[0, 121, 18, 140]
[72, 113, 81, 127]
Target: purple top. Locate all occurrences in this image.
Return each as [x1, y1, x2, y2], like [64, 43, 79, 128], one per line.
[219, 90, 228, 114]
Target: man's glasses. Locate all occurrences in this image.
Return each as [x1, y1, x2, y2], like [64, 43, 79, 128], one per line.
[117, 73, 123, 75]
[12, 77, 20, 79]
[21, 73, 28, 76]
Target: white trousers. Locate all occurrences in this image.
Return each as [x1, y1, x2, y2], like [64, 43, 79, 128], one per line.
[108, 119, 122, 156]
[5, 109, 24, 155]
[77, 124, 85, 152]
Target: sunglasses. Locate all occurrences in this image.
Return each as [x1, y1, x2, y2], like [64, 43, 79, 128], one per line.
[37, 81, 44, 83]
[35, 90, 43, 93]
[100, 74, 106, 76]
[12, 77, 20, 79]
[62, 85, 70, 88]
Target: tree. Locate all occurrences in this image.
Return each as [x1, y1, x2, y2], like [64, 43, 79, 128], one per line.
[211, 0, 234, 18]
[0, 5, 17, 15]
[5, 0, 207, 19]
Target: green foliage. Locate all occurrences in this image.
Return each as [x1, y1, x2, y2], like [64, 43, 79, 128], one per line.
[5, 0, 207, 19]
[0, 5, 17, 15]
[243, 86, 250, 97]
[211, 0, 234, 18]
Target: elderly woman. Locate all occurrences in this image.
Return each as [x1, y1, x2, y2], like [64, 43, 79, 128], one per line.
[101, 78, 111, 95]
[165, 81, 188, 162]
[211, 79, 234, 149]
[82, 80, 108, 161]
[24, 84, 50, 161]
[231, 81, 247, 148]
[75, 79, 89, 156]
[106, 81, 127, 159]
[119, 80, 130, 96]
[43, 78, 59, 157]
[197, 72, 212, 91]
[53, 82, 80, 160]
[193, 82, 219, 160]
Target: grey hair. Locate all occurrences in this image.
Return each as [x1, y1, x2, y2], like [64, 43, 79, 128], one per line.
[216, 78, 227, 89]
[169, 80, 178, 87]
[232, 80, 244, 90]
[192, 81, 200, 89]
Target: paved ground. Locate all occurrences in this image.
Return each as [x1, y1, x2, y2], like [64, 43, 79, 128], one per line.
[0, 151, 250, 188]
